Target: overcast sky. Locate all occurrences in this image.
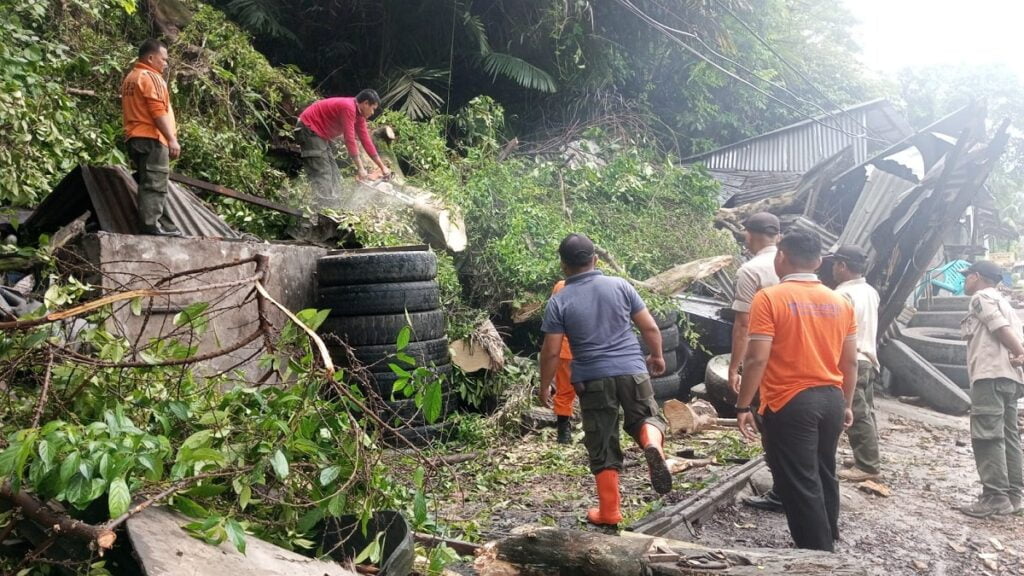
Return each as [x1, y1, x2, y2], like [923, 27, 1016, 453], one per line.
[844, 0, 1024, 80]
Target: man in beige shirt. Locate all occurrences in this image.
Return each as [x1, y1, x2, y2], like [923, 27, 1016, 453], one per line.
[831, 245, 881, 482]
[959, 260, 1024, 518]
[729, 212, 781, 511]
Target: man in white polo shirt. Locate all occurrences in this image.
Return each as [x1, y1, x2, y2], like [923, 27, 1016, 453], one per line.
[830, 245, 882, 482]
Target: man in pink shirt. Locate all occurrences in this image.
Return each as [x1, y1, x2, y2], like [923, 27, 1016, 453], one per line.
[296, 89, 392, 210]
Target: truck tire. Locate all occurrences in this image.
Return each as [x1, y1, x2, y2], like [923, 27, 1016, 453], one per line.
[318, 281, 440, 316]
[703, 353, 737, 413]
[368, 363, 453, 398]
[662, 350, 679, 374]
[320, 310, 445, 346]
[651, 372, 681, 400]
[318, 250, 437, 286]
[877, 340, 970, 415]
[639, 325, 680, 354]
[908, 311, 966, 330]
[933, 362, 970, 389]
[331, 338, 450, 370]
[898, 327, 966, 366]
[380, 392, 455, 426]
[653, 309, 679, 329]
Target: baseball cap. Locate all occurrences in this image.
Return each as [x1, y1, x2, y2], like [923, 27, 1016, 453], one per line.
[743, 212, 780, 235]
[959, 260, 1003, 283]
[558, 233, 595, 266]
[827, 245, 869, 266]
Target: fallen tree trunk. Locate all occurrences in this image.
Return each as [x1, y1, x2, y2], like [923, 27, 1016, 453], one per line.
[474, 527, 868, 576]
[0, 482, 116, 553]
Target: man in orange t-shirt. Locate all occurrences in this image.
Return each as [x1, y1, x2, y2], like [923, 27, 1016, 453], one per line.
[735, 230, 858, 552]
[549, 280, 577, 444]
[120, 39, 182, 237]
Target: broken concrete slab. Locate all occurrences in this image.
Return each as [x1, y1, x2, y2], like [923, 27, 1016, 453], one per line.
[127, 506, 357, 576]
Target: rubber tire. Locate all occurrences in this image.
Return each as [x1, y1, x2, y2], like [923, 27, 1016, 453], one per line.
[368, 363, 453, 398]
[915, 296, 970, 312]
[382, 422, 454, 447]
[318, 251, 437, 286]
[379, 392, 455, 427]
[320, 310, 445, 346]
[653, 309, 679, 329]
[662, 350, 679, 374]
[877, 340, 970, 414]
[933, 362, 970, 389]
[703, 353, 737, 413]
[908, 311, 966, 330]
[898, 326, 966, 365]
[331, 338, 450, 370]
[318, 281, 440, 316]
[639, 325, 680, 354]
[651, 372, 681, 400]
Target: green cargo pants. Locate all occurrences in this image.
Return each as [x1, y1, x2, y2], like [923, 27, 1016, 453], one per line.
[128, 137, 175, 231]
[575, 373, 667, 474]
[846, 360, 881, 474]
[295, 120, 342, 212]
[970, 378, 1024, 500]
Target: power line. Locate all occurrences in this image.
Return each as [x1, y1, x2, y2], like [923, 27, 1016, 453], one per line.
[708, 0, 889, 144]
[614, 0, 887, 144]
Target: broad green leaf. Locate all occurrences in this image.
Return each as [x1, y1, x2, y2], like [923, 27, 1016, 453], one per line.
[180, 430, 212, 452]
[396, 325, 411, 350]
[319, 465, 341, 487]
[60, 452, 81, 483]
[270, 450, 289, 480]
[421, 379, 443, 424]
[225, 518, 247, 554]
[396, 352, 416, 366]
[108, 477, 130, 518]
[413, 491, 427, 526]
[238, 485, 252, 511]
[354, 535, 382, 564]
[130, 297, 143, 316]
[172, 495, 209, 518]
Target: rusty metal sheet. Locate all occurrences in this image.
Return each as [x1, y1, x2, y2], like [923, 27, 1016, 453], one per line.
[22, 165, 239, 241]
[685, 99, 913, 173]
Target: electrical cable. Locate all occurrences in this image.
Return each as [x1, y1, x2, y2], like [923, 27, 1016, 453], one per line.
[614, 0, 886, 144]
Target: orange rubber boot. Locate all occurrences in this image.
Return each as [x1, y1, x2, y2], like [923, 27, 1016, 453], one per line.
[638, 424, 672, 495]
[586, 469, 622, 526]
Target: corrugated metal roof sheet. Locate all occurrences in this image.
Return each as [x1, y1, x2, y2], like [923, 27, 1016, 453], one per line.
[23, 165, 239, 241]
[709, 170, 801, 204]
[685, 99, 914, 173]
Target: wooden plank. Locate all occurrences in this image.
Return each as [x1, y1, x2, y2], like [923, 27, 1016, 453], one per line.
[631, 456, 765, 536]
[170, 173, 302, 217]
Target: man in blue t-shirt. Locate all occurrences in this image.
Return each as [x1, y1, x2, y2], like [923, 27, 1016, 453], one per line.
[540, 233, 671, 526]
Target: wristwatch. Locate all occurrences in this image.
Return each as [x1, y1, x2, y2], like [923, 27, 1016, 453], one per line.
[734, 406, 752, 413]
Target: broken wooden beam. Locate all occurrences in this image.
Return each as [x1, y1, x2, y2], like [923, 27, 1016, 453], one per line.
[170, 172, 302, 217]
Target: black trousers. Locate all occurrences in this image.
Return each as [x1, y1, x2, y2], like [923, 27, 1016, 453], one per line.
[762, 385, 844, 551]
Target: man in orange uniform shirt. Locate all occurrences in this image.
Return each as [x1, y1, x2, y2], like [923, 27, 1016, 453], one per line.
[550, 280, 577, 444]
[735, 230, 858, 551]
[121, 39, 182, 237]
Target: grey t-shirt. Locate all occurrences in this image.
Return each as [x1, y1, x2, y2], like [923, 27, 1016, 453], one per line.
[541, 270, 648, 382]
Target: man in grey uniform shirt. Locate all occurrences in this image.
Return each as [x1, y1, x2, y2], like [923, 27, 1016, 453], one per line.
[540, 233, 671, 526]
[729, 212, 783, 512]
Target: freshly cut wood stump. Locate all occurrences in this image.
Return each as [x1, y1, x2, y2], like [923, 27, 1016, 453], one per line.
[663, 399, 735, 435]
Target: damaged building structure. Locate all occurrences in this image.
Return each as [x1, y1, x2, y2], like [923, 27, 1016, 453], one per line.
[681, 98, 1014, 416]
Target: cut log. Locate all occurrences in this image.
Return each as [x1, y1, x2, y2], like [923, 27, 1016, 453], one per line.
[474, 527, 868, 576]
[0, 481, 116, 553]
[663, 399, 728, 435]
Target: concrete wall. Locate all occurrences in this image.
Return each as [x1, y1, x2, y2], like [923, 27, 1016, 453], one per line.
[79, 232, 328, 382]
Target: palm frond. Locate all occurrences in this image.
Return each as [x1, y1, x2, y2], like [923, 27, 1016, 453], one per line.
[225, 0, 299, 43]
[482, 52, 557, 93]
[382, 68, 448, 120]
[461, 12, 491, 54]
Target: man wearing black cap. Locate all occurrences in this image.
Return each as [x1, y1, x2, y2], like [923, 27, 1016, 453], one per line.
[959, 260, 1024, 518]
[830, 245, 882, 482]
[540, 233, 672, 527]
[730, 211, 783, 512]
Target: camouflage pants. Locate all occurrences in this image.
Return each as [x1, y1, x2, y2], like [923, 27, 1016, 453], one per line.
[296, 120, 341, 212]
[846, 361, 881, 474]
[574, 373, 667, 474]
[128, 137, 175, 230]
[970, 378, 1024, 499]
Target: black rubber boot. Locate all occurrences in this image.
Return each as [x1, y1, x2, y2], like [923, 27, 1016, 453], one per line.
[556, 416, 572, 444]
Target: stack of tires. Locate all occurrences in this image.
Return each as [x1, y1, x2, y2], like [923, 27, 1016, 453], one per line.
[315, 249, 453, 443]
[639, 310, 685, 401]
[903, 295, 970, 388]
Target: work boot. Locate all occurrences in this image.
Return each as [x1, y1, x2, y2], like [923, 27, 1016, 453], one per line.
[586, 469, 622, 526]
[743, 490, 784, 513]
[838, 466, 880, 482]
[638, 424, 672, 495]
[960, 494, 1014, 519]
[556, 416, 572, 445]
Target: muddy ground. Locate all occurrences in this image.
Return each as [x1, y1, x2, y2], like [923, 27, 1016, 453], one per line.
[431, 395, 1023, 575]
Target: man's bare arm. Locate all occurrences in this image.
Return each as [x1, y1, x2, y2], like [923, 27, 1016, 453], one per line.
[538, 332, 563, 405]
